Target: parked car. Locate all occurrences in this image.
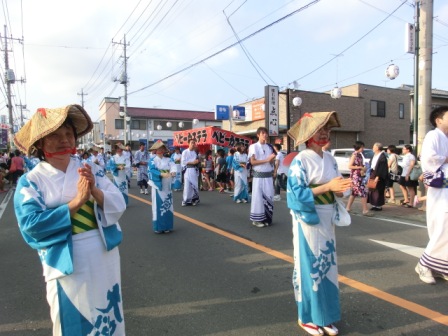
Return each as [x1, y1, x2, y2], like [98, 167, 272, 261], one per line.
[331, 148, 374, 175]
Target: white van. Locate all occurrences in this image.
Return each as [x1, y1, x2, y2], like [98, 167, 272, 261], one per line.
[330, 148, 374, 175]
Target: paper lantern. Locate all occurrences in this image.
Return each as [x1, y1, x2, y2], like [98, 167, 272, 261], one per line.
[331, 87, 342, 99]
[166, 122, 172, 128]
[292, 97, 302, 107]
[386, 64, 399, 80]
[178, 121, 184, 128]
[192, 119, 199, 125]
[157, 125, 162, 130]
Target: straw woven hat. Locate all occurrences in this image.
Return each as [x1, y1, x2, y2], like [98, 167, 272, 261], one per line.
[149, 140, 167, 151]
[14, 104, 93, 155]
[287, 111, 341, 147]
[115, 143, 126, 150]
[90, 145, 102, 152]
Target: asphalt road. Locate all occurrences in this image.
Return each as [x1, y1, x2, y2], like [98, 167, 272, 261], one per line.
[0, 184, 447, 335]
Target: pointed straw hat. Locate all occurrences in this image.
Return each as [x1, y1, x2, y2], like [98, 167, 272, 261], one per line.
[287, 111, 341, 148]
[14, 104, 93, 155]
[149, 140, 167, 151]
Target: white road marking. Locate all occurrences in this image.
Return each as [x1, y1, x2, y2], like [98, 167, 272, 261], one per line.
[370, 239, 425, 258]
[0, 189, 13, 220]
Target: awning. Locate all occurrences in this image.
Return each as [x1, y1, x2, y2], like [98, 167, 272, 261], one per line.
[173, 126, 253, 148]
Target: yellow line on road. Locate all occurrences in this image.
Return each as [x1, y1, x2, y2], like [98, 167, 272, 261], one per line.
[130, 194, 448, 327]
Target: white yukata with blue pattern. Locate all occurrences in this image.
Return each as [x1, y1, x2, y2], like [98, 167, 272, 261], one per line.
[248, 142, 274, 224]
[287, 149, 341, 327]
[232, 151, 249, 203]
[14, 157, 126, 336]
[110, 153, 131, 206]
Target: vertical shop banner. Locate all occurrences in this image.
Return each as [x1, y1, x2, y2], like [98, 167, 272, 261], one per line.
[265, 85, 279, 136]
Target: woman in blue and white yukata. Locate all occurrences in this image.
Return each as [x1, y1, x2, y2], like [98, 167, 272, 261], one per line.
[109, 143, 131, 206]
[148, 141, 177, 233]
[13, 105, 127, 336]
[286, 112, 351, 336]
[232, 143, 249, 204]
[170, 147, 183, 191]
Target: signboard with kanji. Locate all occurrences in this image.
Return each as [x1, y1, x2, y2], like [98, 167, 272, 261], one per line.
[265, 85, 279, 136]
[173, 126, 252, 149]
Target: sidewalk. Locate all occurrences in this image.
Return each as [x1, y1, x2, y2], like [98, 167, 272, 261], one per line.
[344, 182, 427, 224]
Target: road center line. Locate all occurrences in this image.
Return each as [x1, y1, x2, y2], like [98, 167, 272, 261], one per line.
[130, 194, 448, 327]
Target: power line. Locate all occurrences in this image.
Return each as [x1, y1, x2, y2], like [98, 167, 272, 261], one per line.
[288, 0, 407, 86]
[128, 0, 321, 96]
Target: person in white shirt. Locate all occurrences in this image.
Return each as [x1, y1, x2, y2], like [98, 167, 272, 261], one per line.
[273, 144, 288, 201]
[248, 127, 276, 227]
[181, 139, 200, 206]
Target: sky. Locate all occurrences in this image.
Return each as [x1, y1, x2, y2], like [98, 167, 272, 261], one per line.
[1, 0, 448, 125]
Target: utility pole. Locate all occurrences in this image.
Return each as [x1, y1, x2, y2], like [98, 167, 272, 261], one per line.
[15, 102, 26, 127]
[113, 35, 130, 146]
[1, 25, 24, 150]
[3, 25, 13, 150]
[416, 0, 433, 156]
[77, 89, 88, 107]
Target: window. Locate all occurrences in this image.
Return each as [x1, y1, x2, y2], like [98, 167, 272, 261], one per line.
[399, 103, 404, 119]
[370, 100, 386, 117]
[131, 119, 146, 130]
[115, 119, 124, 130]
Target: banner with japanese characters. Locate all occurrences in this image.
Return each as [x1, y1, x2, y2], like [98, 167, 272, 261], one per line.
[173, 126, 252, 148]
[264, 85, 279, 136]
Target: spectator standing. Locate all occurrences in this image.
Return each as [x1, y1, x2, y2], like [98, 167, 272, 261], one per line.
[13, 104, 126, 335]
[386, 145, 400, 204]
[345, 141, 373, 216]
[367, 142, 388, 211]
[215, 149, 227, 193]
[416, 106, 448, 284]
[203, 149, 215, 191]
[225, 149, 235, 192]
[398, 145, 418, 208]
[181, 139, 200, 206]
[286, 111, 351, 336]
[134, 142, 150, 194]
[248, 127, 276, 227]
[10, 149, 25, 186]
[273, 144, 288, 201]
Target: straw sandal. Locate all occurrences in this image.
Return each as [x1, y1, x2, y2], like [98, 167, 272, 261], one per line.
[298, 321, 323, 335]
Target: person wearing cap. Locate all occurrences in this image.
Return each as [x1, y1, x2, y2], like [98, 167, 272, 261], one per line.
[248, 127, 276, 227]
[110, 143, 131, 206]
[90, 145, 105, 172]
[147, 140, 176, 233]
[134, 142, 150, 194]
[286, 112, 351, 336]
[181, 139, 200, 206]
[13, 105, 127, 335]
[170, 147, 183, 191]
